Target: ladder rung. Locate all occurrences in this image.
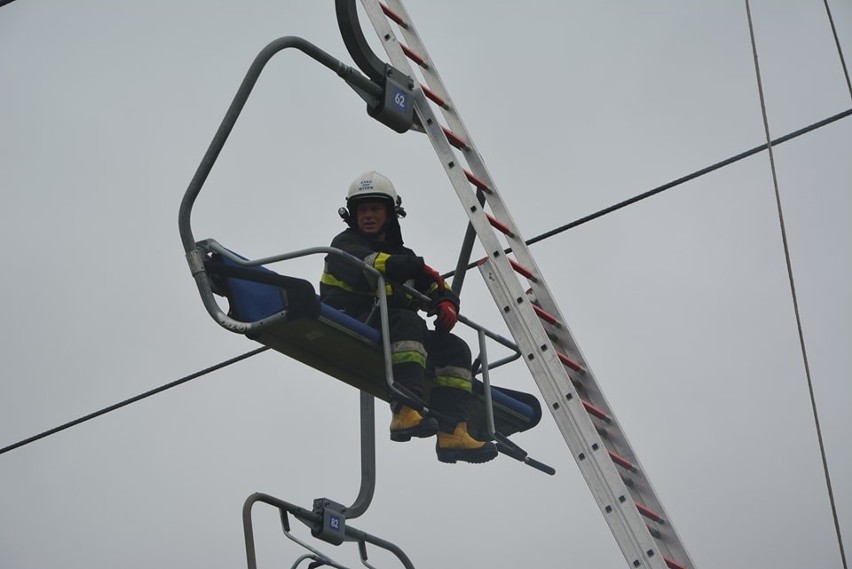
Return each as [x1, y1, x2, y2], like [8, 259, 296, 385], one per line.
[665, 556, 688, 569]
[464, 169, 492, 193]
[647, 525, 662, 539]
[509, 258, 536, 281]
[557, 351, 584, 373]
[582, 399, 611, 423]
[636, 502, 664, 524]
[400, 43, 427, 68]
[442, 126, 468, 150]
[379, 2, 408, 28]
[532, 303, 559, 325]
[486, 213, 515, 238]
[421, 84, 449, 109]
[608, 450, 637, 472]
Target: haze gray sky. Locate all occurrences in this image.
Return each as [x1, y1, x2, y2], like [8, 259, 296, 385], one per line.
[2, 1, 850, 568]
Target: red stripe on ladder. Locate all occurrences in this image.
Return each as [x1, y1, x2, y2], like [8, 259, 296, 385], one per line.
[421, 84, 448, 109]
[608, 450, 637, 472]
[557, 351, 584, 372]
[442, 127, 468, 150]
[486, 213, 514, 237]
[665, 557, 688, 569]
[464, 169, 492, 193]
[582, 399, 611, 422]
[509, 258, 535, 280]
[636, 502, 664, 523]
[532, 303, 558, 325]
[401, 44, 427, 68]
[379, 3, 408, 28]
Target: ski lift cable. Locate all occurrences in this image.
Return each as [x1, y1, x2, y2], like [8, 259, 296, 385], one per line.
[3, 109, 849, 461]
[524, 110, 852, 247]
[444, 106, 852, 279]
[0, 347, 270, 457]
[745, 3, 848, 569]
[823, 0, 852, 100]
[1, 3, 848, 490]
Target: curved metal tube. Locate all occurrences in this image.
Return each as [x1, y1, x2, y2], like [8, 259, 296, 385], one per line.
[335, 0, 386, 82]
[345, 391, 376, 519]
[179, 36, 379, 255]
[178, 35, 384, 347]
[197, 241, 388, 515]
[243, 493, 415, 569]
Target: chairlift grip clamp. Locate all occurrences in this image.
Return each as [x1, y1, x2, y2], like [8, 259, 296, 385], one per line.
[186, 247, 207, 276]
[311, 498, 348, 546]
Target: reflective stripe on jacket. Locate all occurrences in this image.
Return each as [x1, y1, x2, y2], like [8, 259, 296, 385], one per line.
[320, 227, 459, 316]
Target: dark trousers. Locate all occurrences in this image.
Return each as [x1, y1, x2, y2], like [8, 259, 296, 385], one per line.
[382, 309, 473, 429]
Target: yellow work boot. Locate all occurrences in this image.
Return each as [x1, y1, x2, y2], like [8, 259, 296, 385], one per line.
[389, 405, 439, 442]
[436, 422, 498, 464]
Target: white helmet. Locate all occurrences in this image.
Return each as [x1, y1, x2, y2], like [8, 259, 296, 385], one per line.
[346, 170, 400, 207]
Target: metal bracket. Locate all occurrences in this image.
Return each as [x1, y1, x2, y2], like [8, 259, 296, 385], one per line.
[243, 493, 415, 569]
[336, 0, 415, 132]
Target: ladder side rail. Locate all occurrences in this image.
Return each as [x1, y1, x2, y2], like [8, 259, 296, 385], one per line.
[360, 0, 497, 203]
[357, 0, 646, 506]
[478, 259, 671, 569]
[358, 2, 519, 279]
[371, 3, 593, 374]
[525, 285, 694, 568]
[358, 2, 694, 567]
[382, 0, 475, 154]
[380, 0, 545, 289]
[377, 0, 597, 377]
[358, 1, 532, 302]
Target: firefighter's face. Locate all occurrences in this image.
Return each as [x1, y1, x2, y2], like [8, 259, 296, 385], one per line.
[355, 200, 388, 237]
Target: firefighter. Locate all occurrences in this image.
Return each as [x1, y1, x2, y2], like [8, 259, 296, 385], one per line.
[321, 171, 498, 464]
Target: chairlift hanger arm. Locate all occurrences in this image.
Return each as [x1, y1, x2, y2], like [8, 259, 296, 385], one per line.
[336, 0, 385, 83]
[178, 34, 401, 255]
[345, 392, 376, 520]
[179, 35, 376, 251]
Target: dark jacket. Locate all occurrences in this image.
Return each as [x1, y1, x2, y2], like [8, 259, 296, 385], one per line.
[320, 227, 458, 318]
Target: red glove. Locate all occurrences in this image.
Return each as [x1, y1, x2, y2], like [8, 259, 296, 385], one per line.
[422, 264, 446, 289]
[433, 300, 458, 333]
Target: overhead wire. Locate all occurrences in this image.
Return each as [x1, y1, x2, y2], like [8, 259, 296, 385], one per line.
[3, 105, 850, 456]
[745, 3, 847, 569]
[523, 109, 852, 248]
[823, 0, 852, 100]
[0, 9, 847, 569]
[0, 347, 269, 456]
[1, 19, 849, 559]
[444, 107, 852, 278]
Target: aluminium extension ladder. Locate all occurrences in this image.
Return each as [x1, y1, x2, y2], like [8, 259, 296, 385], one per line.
[358, 2, 694, 568]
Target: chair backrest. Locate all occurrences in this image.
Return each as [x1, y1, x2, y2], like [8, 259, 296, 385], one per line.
[207, 253, 320, 322]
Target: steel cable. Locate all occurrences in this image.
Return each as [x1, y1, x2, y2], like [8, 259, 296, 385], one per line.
[445, 107, 852, 278]
[0, 347, 270, 456]
[746, 2, 848, 568]
[823, 0, 852, 100]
